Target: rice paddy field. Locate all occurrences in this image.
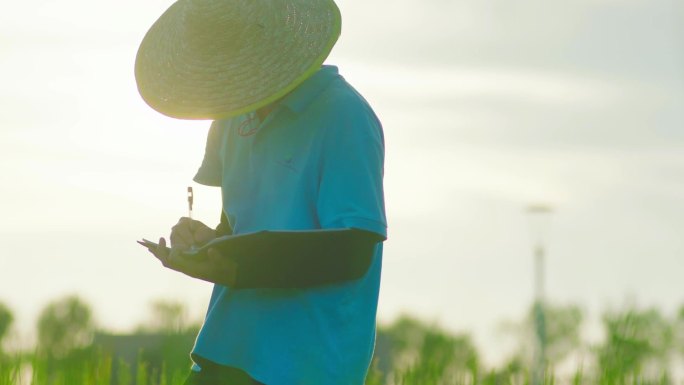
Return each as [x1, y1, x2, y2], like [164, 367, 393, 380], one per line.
[0, 351, 678, 385]
[1, 296, 683, 385]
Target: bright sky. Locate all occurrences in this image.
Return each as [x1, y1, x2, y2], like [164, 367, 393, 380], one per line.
[1, 0, 683, 365]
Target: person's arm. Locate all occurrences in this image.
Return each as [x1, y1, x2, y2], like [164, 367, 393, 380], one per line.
[211, 211, 382, 288]
[148, 217, 383, 289]
[212, 229, 384, 289]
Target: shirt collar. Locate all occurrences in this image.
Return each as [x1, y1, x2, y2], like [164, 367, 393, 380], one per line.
[278, 65, 339, 114]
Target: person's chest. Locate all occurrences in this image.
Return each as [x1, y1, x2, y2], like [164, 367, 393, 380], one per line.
[218, 110, 325, 231]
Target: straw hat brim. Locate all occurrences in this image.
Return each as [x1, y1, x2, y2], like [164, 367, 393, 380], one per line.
[135, 0, 341, 120]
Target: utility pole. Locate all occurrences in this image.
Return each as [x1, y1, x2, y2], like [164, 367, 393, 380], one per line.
[526, 204, 553, 385]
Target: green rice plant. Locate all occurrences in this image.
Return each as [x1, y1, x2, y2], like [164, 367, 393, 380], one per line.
[0, 355, 23, 385]
[0, 354, 677, 385]
[117, 359, 132, 385]
[136, 360, 148, 385]
[0, 323, 678, 385]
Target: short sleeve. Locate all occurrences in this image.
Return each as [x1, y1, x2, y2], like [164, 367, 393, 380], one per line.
[193, 120, 224, 187]
[316, 103, 387, 239]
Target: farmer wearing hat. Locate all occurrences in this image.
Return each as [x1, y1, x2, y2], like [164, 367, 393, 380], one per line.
[136, 0, 386, 384]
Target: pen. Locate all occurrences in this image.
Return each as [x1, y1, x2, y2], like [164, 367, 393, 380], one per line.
[187, 186, 194, 220]
[187, 186, 198, 252]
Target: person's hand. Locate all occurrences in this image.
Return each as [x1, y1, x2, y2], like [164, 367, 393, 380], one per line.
[170, 217, 216, 252]
[146, 237, 237, 287]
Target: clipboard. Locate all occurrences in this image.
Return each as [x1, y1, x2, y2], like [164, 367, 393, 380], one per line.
[138, 228, 358, 259]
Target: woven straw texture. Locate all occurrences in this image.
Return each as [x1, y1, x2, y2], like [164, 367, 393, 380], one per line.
[135, 0, 341, 120]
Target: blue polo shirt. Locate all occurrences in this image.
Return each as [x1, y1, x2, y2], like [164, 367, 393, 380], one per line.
[191, 65, 387, 385]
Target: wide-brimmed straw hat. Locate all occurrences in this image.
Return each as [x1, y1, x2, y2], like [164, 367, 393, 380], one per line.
[135, 0, 341, 120]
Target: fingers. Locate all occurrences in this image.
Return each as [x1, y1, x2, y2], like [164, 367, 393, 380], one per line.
[145, 237, 205, 280]
[171, 217, 215, 248]
[171, 218, 194, 249]
[147, 244, 236, 287]
[154, 237, 190, 271]
[146, 237, 170, 267]
[166, 248, 211, 279]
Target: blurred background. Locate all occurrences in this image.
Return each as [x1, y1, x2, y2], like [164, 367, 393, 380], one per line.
[1, 0, 683, 383]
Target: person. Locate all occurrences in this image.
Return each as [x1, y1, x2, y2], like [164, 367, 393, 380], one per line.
[134, 0, 387, 384]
